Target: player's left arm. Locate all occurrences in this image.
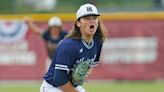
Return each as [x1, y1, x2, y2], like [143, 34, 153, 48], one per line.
[24, 16, 43, 35]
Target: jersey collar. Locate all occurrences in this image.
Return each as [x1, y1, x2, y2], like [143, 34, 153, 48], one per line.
[81, 39, 94, 49]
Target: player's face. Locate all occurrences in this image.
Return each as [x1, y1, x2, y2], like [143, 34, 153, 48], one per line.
[78, 15, 99, 37]
[50, 26, 60, 36]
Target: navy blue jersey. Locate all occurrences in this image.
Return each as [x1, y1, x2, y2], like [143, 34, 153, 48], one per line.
[42, 30, 67, 59]
[42, 30, 67, 44]
[43, 37, 102, 86]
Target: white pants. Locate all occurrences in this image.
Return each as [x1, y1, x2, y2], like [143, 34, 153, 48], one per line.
[40, 80, 62, 92]
[40, 80, 86, 92]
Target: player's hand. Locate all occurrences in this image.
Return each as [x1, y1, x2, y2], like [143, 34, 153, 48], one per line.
[75, 86, 87, 92]
[87, 68, 93, 75]
[23, 16, 33, 25]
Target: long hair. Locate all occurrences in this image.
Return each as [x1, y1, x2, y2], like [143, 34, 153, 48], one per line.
[65, 18, 107, 43]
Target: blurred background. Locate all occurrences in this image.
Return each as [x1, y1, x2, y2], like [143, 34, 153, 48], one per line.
[0, 0, 164, 92]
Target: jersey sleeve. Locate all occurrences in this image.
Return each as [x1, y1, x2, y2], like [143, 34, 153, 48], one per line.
[41, 30, 49, 41]
[60, 31, 68, 39]
[61, 31, 68, 36]
[54, 44, 77, 73]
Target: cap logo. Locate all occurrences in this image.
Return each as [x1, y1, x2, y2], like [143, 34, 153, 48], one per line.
[86, 6, 93, 12]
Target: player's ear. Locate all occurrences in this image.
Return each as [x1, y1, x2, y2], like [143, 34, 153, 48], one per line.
[76, 21, 81, 27]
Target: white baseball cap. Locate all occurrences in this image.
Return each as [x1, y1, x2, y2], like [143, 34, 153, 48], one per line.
[76, 4, 100, 19]
[48, 17, 62, 27]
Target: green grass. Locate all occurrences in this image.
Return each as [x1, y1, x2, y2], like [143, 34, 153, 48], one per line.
[0, 82, 39, 92]
[84, 81, 164, 92]
[0, 81, 164, 92]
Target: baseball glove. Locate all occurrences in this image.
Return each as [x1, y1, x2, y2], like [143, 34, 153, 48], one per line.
[71, 61, 91, 86]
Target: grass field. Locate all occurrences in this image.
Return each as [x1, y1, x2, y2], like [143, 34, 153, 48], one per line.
[0, 81, 164, 92]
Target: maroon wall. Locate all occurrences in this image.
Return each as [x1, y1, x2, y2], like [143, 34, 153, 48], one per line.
[0, 20, 164, 80]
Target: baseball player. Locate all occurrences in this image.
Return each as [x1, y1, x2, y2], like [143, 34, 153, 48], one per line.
[25, 16, 68, 60]
[40, 4, 106, 92]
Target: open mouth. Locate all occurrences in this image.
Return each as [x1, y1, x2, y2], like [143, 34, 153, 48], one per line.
[90, 25, 94, 29]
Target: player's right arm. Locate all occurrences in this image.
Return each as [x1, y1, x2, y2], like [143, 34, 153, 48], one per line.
[52, 42, 83, 92]
[60, 81, 78, 92]
[53, 69, 78, 92]
[24, 16, 43, 35]
[60, 81, 83, 92]
[60, 82, 82, 92]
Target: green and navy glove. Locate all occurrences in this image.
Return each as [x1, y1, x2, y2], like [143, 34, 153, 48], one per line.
[71, 61, 91, 86]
